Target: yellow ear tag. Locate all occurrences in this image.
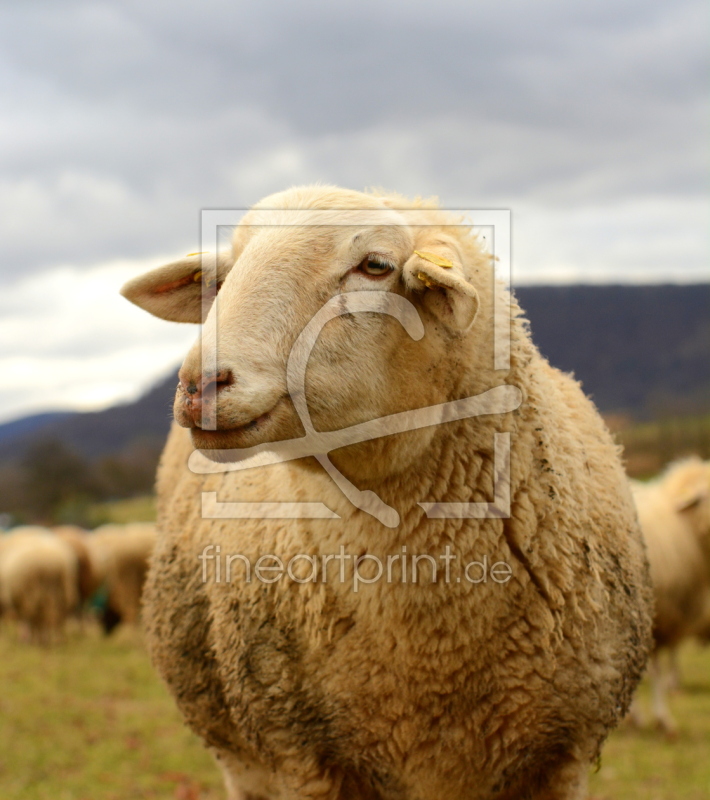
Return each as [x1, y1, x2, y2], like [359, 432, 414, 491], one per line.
[186, 252, 207, 257]
[414, 250, 454, 268]
[193, 269, 217, 288]
[417, 271, 440, 289]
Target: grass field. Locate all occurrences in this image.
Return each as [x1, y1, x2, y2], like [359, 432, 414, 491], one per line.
[1, 626, 709, 800]
[86, 495, 157, 527]
[610, 413, 710, 479]
[0, 626, 223, 800]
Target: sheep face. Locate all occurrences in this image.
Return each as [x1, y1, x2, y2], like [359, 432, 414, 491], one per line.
[667, 458, 710, 549]
[122, 187, 489, 477]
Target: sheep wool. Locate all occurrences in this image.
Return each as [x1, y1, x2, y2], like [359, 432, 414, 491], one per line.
[87, 523, 157, 625]
[631, 457, 710, 731]
[122, 186, 653, 800]
[0, 527, 79, 645]
[54, 525, 99, 604]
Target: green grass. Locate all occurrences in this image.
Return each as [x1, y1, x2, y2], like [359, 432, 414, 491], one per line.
[86, 495, 157, 527]
[1, 626, 709, 799]
[0, 625, 222, 800]
[611, 413, 710, 479]
[589, 642, 710, 800]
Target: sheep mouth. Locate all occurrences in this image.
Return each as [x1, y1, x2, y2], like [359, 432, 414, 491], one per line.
[190, 398, 286, 458]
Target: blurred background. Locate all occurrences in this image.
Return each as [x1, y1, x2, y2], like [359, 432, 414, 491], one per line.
[0, 1, 708, 798]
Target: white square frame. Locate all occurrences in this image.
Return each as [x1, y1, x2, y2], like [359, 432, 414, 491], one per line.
[193, 208, 514, 522]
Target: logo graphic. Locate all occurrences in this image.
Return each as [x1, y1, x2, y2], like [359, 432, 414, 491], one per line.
[191, 209, 517, 526]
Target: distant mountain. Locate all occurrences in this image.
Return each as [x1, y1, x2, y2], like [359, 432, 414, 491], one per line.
[515, 284, 710, 417]
[0, 412, 77, 445]
[0, 284, 707, 463]
[0, 371, 178, 463]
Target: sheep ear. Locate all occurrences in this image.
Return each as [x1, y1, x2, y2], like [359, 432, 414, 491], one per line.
[675, 483, 709, 512]
[402, 241, 479, 333]
[665, 459, 710, 512]
[120, 252, 233, 323]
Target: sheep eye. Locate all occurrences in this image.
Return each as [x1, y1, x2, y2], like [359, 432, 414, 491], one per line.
[358, 256, 394, 278]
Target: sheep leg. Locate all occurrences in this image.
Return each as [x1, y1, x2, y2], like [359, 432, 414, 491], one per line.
[649, 651, 678, 735]
[283, 758, 396, 800]
[17, 620, 32, 644]
[526, 757, 588, 800]
[212, 749, 274, 800]
[219, 769, 270, 800]
[625, 695, 645, 728]
[666, 646, 682, 692]
[215, 747, 376, 800]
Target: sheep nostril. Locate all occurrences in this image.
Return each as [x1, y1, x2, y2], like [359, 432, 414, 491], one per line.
[199, 369, 234, 397]
[213, 369, 234, 394]
[179, 369, 234, 401]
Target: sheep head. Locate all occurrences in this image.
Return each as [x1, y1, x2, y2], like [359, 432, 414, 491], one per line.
[665, 458, 710, 547]
[121, 186, 495, 476]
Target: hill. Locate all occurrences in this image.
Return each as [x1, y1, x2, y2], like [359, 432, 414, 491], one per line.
[0, 412, 76, 445]
[515, 284, 710, 417]
[0, 283, 708, 465]
[0, 372, 177, 464]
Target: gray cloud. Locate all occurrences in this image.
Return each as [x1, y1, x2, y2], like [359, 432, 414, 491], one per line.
[0, 0, 707, 420]
[0, 0, 707, 282]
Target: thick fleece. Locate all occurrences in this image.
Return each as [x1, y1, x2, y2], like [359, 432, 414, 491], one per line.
[633, 458, 710, 649]
[0, 527, 78, 644]
[124, 187, 653, 800]
[87, 523, 157, 625]
[54, 525, 99, 604]
[631, 458, 710, 731]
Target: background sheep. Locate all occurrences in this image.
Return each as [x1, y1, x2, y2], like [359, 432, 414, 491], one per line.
[121, 186, 653, 800]
[0, 527, 79, 645]
[53, 525, 100, 609]
[86, 523, 156, 632]
[631, 457, 710, 733]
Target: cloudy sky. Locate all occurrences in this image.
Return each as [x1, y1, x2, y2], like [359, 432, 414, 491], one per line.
[1, 0, 707, 423]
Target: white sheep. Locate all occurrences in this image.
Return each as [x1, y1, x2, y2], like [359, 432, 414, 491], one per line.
[631, 457, 710, 733]
[86, 523, 156, 630]
[53, 525, 100, 607]
[121, 186, 653, 800]
[0, 526, 79, 645]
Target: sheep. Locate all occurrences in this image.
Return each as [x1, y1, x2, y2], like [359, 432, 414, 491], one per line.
[53, 525, 101, 606]
[86, 523, 156, 631]
[630, 457, 710, 733]
[121, 186, 653, 800]
[0, 526, 79, 645]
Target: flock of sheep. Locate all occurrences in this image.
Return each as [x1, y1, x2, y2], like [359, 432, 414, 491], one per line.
[1, 459, 707, 740]
[1, 185, 708, 799]
[2, 467, 707, 726]
[631, 457, 710, 734]
[0, 522, 155, 644]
